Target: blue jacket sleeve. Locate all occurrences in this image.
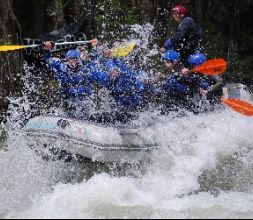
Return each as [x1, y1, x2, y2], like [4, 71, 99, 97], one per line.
[44, 57, 69, 85]
[164, 39, 173, 49]
[42, 50, 52, 63]
[199, 79, 209, 90]
[42, 49, 68, 77]
[104, 59, 116, 72]
[48, 58, 67, 72]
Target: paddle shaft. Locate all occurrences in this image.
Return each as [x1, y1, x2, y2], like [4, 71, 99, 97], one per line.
[24, 40, 93, 49]
[186, 68, 220, 76]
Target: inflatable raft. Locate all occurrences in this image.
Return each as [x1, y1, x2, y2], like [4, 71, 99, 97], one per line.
[23, 115, 159, 163]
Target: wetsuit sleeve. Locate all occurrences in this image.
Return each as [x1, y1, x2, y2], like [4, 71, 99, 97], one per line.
[42, 49, 52, 63]
[170, 18, 192, 44]
[208, 76, 224, 93]
[199, 79, 209, 90]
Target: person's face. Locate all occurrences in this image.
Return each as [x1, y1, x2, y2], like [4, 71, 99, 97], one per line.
[80, 50, 90, 62]
[165, 60, 174, 71]
[68, 57, 78, 68]
[171, 12, 182, 23]
[103, 49, 113, 58]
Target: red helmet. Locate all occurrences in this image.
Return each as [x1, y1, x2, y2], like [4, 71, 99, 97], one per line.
[171, 5, 188, 15]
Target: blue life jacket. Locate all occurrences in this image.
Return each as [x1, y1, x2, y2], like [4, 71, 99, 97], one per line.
[163, 73, 210, 95]
[112, 76, 147, 108]
[114, 93, 143, 108]
[164, 75, 187, 93]
[82, 60, 98, 74]
[90, 71, 110, 88]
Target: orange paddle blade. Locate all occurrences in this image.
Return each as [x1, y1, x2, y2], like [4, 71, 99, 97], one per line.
[192, 58, 227, 76]
[221, 98, 253, 116]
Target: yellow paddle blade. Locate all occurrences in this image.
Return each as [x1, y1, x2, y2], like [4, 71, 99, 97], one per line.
[221, 98, 253, 116]
[192, 58, 227, 76]
[0, 45, 28, 52]
[112, 42, 136, 57]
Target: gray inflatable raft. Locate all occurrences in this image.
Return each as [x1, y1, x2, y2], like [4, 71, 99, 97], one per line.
[23, 116, 159, 163]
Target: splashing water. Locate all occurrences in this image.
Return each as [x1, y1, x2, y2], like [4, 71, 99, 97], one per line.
[1, 24, 253, 219]
[1, 109, 253, 219]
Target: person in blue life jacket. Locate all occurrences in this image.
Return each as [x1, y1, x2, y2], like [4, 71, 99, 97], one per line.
[76, 43, 118, 102]
[182, 52, 224, 107]
[41, 41, 94, 118]
[124, 55, 157, 109]
[160, 5, 204, 67]
[105, 59, 147, 110]
[87, 57, 150, 123]
[160, 50, 210, 113]
[77, 44, 100, 73]
[87, 68, 136, 123]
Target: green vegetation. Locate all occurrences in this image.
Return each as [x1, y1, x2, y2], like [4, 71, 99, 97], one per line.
[94, 0, 140, 41]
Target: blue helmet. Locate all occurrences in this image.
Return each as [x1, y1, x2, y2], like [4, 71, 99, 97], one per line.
[188, 53, 207, 66]
[66, 50, 80, 59]
[162, 50, 180, 62]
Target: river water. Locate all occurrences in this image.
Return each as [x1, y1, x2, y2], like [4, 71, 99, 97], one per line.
[1, 103, 253, 219]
